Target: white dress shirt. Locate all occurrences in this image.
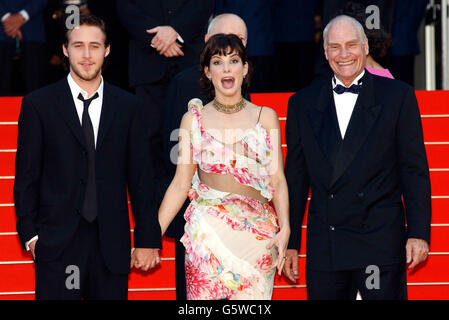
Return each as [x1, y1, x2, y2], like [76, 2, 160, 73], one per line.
[332, 70, 365, 139]
[67, 73, 104, 147]
[25, 74, 104, 251]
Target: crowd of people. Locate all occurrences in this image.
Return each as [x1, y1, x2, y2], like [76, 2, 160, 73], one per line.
[11, 0, 432, 301]
[1, 0, 429, 97]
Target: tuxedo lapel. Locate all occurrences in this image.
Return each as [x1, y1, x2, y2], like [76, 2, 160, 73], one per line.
[307, 80, 342, 168]
[96, 83, 119, 150]
[55, 79, 86, 149]
[330, 72, 382, 188]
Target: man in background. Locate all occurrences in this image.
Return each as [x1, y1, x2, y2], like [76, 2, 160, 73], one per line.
[0, 0, 47, 96]
[117, 0, 214, 180]
[161, 13, 248, 299]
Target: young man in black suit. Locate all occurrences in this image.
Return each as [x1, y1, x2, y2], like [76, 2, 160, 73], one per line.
[14, 14, 161, 300]
[283, 15, 431, 300]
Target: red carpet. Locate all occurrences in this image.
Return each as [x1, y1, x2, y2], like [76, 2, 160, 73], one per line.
[0, 91, 448, 299]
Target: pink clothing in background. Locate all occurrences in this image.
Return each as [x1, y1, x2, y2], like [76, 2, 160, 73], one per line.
[366, 66, 394, 79]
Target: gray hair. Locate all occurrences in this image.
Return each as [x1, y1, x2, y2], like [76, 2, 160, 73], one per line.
[323, 15, 367, 48]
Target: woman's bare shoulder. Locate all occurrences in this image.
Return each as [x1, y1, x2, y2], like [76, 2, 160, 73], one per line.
[251, 103, 279, 129]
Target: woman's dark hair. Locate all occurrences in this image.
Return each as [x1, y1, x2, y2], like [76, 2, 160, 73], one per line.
[338, 2, 392, 59]
[63, 14, 110, 48]
[199, 33, 252, 101]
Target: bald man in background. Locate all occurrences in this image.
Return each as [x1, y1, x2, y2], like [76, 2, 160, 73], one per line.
[160, 14, 248, 299]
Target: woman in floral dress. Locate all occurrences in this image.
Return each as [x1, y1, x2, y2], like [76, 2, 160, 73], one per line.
[156, 34, 290, 300]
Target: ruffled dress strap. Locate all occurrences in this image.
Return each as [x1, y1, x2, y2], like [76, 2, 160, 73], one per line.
[187, 98, 204, 163]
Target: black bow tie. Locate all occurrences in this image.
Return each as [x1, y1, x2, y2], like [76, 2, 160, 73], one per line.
[333, 83, 361, 94]
[332, 76, 363, 94]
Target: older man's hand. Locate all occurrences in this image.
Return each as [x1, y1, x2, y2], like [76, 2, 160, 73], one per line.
[3, 14, 26, 39]
[161, 42, 184, 58]
[282, 249, 299, 283]
[147, 26, 178, 54]
[406, 238, 429, 269]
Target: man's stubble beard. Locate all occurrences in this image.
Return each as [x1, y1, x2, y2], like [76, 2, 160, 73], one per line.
[70, 60, 103, 82]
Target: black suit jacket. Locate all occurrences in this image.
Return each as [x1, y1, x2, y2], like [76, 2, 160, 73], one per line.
[285, 71, 431, 271]
[14, 78, 162, 274]
[117, 0, 214, 87]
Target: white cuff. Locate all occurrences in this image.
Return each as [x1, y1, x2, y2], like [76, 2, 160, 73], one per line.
[149, 30, 184, 48]
[1, 12, 11, 22]
[25, 235, 38, 251]
[19, 10, 29, 22]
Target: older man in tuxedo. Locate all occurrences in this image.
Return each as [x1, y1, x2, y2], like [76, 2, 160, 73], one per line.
[14, 14, 161, 300]
[283, 15, 431, 300]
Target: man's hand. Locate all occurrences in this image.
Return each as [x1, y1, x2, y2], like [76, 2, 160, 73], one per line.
[3, 14, 26, 39]
[266, 228, 290, 276]
[29, 239, 38, 260]
[161, 42, 184, 58]
[406, 238, 429, 269]
[147, 26, 178, 54]
[130, 248, 160, 271]
[283, 249, 299, 283]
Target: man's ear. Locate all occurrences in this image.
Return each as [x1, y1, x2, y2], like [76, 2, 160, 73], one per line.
[105, 45, 111, 58]
[364, 38, 369, 55]
[62, 44, 69, 58]
[204, 34, 210, 43]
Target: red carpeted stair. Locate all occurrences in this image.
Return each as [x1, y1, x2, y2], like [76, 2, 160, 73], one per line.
[0, 91, 448, 300]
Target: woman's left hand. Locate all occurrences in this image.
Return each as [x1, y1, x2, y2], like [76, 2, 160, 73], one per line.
[267, 228, 291, 276]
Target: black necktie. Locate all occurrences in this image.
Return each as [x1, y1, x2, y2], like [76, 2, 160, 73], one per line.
[333, 77, 363, 94]
[78, 92, 99, 222]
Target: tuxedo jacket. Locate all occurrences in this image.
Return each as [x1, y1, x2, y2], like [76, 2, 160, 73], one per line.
[117, 0, 214, 87]
[14, 78, 162, 274]
[0, 0, 47, 43]
[284, 71, 431, 271]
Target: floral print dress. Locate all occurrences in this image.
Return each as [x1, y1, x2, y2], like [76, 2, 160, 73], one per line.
[180, 98, 279, 300]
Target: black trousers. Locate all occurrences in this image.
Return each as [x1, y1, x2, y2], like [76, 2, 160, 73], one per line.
[306, 262, 408, 300]
[0, 41, 46, 96]
[34, 218, 128, 300]
[135, 73, 177, 179]
[175, 239, 187, 300]
[136, 72, 188, 300]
